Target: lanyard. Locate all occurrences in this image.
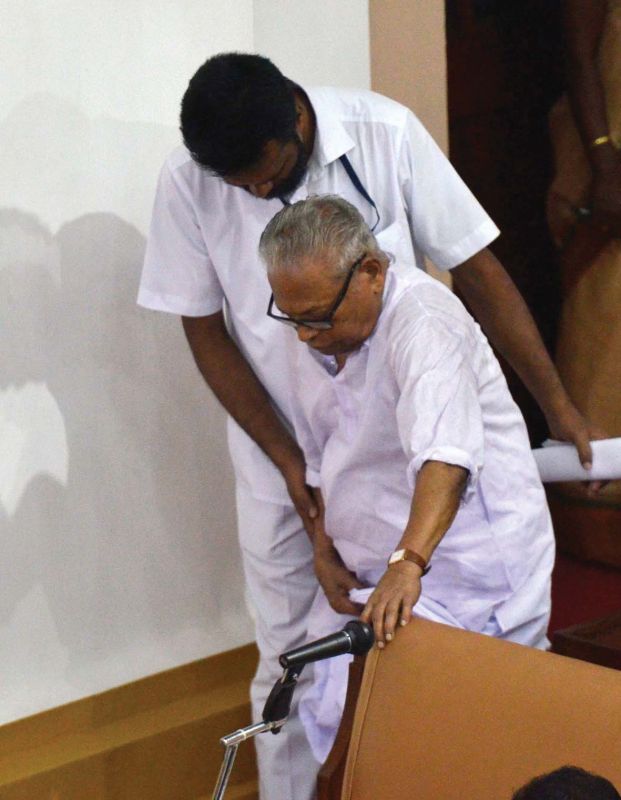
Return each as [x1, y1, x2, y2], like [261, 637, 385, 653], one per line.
[279, 155, 380, 232]
[338, 154, 380, 232]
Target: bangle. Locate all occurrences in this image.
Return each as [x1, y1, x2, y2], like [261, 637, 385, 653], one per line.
[591, 134, 611, 148]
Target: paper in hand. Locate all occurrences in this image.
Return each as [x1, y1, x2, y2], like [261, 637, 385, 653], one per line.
[532, 437, 621, 482]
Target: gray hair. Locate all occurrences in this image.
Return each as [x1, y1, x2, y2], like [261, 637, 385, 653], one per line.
[259, 194, 381, 279]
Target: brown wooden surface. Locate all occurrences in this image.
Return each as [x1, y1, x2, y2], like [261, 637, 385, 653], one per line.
[0, 644, 259, 800]
[553, 611, 621, 670]
[548, 487, 621, 569]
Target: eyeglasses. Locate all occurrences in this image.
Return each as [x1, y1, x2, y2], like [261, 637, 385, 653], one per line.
[267, 253, 366, 330]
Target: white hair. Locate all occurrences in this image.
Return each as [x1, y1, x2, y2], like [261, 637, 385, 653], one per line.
[259, 194, 382, 279]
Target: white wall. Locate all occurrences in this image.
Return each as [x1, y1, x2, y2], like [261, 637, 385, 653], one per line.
[254, 0, 370, 88]
[0, 1, 370, 724]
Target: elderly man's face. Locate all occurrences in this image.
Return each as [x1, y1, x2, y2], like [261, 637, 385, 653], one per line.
[269, 253, 387, 356]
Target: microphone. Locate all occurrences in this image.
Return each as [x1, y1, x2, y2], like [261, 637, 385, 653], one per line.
[262, 621, 374, 731]
[278, 620, 375, 670]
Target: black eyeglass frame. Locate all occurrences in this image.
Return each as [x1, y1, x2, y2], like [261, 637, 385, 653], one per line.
[267, 253, 367, 330]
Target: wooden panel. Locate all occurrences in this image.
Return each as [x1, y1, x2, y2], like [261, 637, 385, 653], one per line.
[553, 612, 621, 671]
[547, 488, 621, 569]
[369, 0, 448, 152]
[369, 0, 451, 292]
[0, 644, 259, 800]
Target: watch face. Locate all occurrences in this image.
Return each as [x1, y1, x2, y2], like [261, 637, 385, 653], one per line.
[389, 549, 406, 564]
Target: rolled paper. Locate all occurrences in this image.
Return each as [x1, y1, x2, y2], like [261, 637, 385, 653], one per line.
[532, 437, 621, 482]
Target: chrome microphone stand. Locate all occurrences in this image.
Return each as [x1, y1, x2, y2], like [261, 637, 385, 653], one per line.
[211, 620, 374, 799]
[211, 664, 302, 800]
[211, 719, 284, 800]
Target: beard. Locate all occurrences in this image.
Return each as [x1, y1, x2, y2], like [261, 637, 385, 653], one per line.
[265, 136, 310, 200]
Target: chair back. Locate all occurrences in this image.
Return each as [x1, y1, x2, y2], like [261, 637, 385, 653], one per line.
[341, 618, 621, 799]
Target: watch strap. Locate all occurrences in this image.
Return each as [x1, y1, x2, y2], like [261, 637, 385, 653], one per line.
[388, 548, 431, 575]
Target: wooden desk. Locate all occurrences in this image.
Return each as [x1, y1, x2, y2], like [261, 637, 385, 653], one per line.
[552, 611, 621, 671]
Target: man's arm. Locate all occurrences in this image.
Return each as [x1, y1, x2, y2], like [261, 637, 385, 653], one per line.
[451, 247, 595, 466]
[396, 108, 598, 463]
[182, 312, 318, 533]
[360, 460, 468, 647]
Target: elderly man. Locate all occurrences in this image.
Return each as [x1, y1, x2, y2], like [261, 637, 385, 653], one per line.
[260, 195, 555, 762]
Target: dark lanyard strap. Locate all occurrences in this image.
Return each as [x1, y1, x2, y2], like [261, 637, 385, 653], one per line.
[339, 154, 380, 231]
[279, 154, 380, 231]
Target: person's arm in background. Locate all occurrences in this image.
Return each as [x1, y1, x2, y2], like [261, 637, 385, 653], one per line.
[563, 0, 621, 236]
[360, 460, 468, 647]
[451, 248, 597, 466]
[182, 312, 318, 534]
[398, 107, 599, 467]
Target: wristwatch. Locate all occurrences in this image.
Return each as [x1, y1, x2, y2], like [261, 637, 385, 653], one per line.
[387, 548, 431, 575]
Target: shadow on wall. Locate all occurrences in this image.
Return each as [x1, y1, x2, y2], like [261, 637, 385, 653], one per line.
[0, 206, 250, 721]
[0, 92, 179, 234]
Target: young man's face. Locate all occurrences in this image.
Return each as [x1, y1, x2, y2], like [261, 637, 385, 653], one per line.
[223, 136, 309, 200]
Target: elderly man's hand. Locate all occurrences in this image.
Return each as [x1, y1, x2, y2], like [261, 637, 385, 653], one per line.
[314, 542, 365, 616]
[360, 561, 422, 648]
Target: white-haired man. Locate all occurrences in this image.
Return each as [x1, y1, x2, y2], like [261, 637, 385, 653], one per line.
[260, 195, 555, 762]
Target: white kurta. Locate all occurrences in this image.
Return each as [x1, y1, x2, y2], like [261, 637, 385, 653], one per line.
[288, 267, 555, 762]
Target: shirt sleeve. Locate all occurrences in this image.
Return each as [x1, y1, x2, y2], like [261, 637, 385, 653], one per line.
[390, 312, 485, 501]
[398, 111, 500, 271]
[137, 159, 225, 316]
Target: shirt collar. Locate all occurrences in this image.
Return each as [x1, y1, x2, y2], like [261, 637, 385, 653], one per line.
[304, 87, 356, 170]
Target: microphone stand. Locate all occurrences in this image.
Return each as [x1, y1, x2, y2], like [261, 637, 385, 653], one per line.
[211, 664, 304, 800]
[211, 621, 373, 798]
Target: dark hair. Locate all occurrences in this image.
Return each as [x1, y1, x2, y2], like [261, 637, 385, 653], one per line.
[180, 52, 297, 176]
[513, 766, 621, 800]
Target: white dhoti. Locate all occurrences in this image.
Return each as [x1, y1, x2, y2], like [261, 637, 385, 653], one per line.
[299, 559, 552, 765]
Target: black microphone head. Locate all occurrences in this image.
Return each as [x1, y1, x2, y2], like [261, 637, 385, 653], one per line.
[344, 620, 375, 655]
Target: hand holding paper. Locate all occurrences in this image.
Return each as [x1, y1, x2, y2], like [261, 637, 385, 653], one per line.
[532, 437, 621, 482]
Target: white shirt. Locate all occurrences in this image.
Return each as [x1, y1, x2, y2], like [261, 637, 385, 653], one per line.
[289, 268, 555, 633]
[138, 87, 500, 502]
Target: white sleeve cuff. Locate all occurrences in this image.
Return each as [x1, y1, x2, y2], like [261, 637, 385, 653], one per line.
[429, 219, 500, 271]
[137, 285, 224, 317]
[305, 467, 321, 488]
[406, 446, 481, 503]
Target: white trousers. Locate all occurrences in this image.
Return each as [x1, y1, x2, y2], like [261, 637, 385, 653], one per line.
[235, 483, 321, 800]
